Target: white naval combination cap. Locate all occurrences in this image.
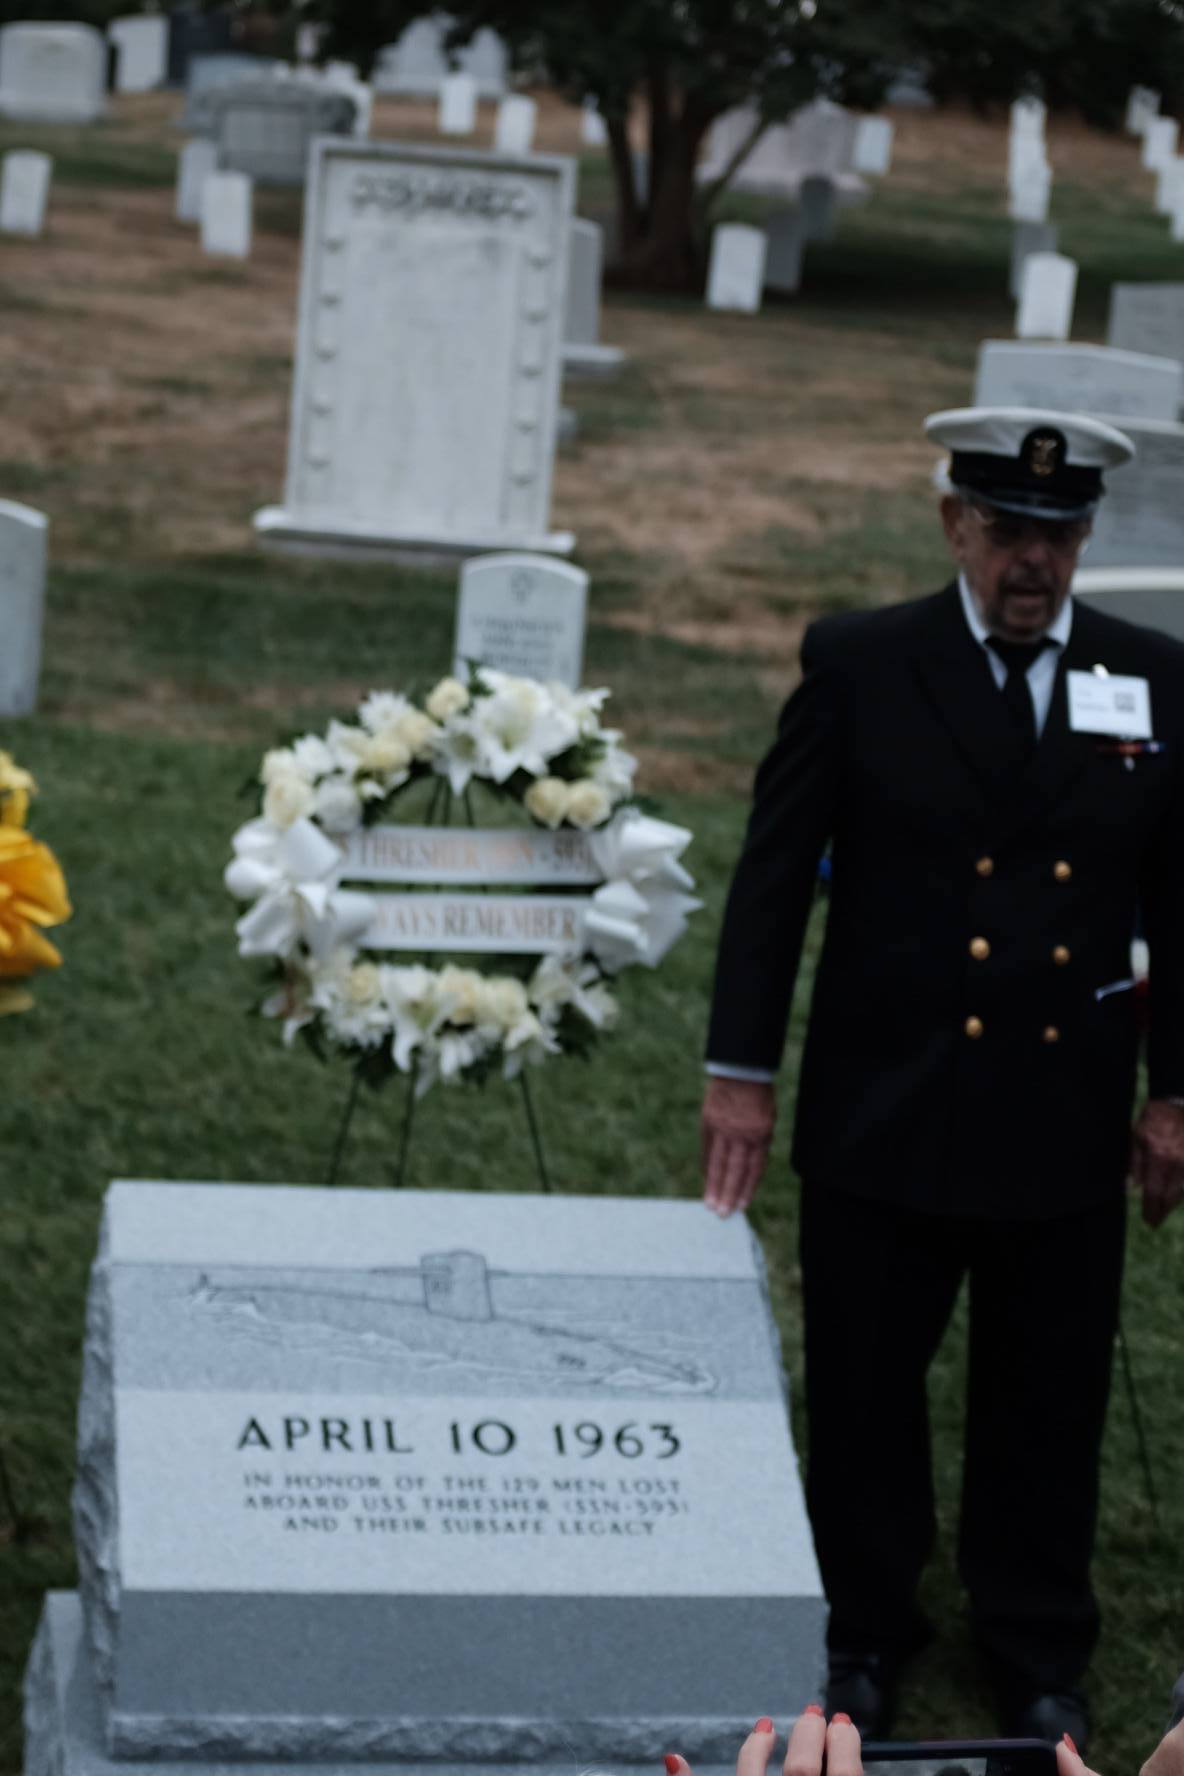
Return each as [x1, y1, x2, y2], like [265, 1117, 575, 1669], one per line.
[924, 406, 1136, 521]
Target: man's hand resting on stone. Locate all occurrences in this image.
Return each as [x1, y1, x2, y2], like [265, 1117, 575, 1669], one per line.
[701, 1077, 777, 1218]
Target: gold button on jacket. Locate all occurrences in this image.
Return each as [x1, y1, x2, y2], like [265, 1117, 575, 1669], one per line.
[1053, 945, 1071, 966]
[1043, 1025, 1061, 1044]
[970, 937, 991, 960]
[965, 1016, 984, 1039]
[975, 856, 994, 877]
[1053, 860, 1072, 881]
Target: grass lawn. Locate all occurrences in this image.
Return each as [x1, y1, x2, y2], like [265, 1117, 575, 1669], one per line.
[1, 88, 1182, 1776]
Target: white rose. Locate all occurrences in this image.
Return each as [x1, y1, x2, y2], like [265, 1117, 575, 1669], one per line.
[263, 772, 316, 827]
[261, 747, 300, 786]
[361, 733, 412, 777]
[394, 708, 440, 760]
[525, 777, 570, 829]
[480, 976, 530, 1031]
[426, 678, 471, 722]
[438, 965, 487, 1027]
[314, 774, 363, 833]
[347, 963, 382, 1007]
[358, 691, 411, 735]
[564, 779, 612, 830]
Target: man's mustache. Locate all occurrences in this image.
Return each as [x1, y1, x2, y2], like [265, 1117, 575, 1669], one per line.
[1001, 577, 1055, 596]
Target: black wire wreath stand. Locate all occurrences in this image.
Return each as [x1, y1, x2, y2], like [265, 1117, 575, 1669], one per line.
[323, 778, 554, 1196]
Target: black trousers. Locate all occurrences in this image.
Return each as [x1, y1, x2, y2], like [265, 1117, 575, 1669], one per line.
[799, 1180, 1127, 1693]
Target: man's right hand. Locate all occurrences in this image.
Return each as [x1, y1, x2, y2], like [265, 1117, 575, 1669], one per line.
[701, 1077, 777, 1218]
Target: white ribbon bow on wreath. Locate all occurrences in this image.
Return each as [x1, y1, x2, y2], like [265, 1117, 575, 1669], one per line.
[225, 817, 374, 961]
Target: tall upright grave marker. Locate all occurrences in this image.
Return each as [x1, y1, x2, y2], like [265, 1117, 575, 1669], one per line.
[438, 70, 477, 134]
[1108, 284, 1184, 369]
[201, 171, 252, 258]
[108, 15, 167, 92]
[1016, 252, 1076, 341]
[563, 218, 624, 377]
[255, 142, 576, 562]
[706, 224, 766, 313]
[0, 499, 47, 717]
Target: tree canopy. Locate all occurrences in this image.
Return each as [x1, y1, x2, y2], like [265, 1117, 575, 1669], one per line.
[317, 0, 1184, 285]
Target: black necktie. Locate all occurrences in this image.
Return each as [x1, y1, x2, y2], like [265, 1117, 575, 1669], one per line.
[985, 636, 1056, 754]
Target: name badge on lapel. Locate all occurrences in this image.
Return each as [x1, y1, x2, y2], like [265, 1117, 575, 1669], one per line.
[1067, 670, 1152, 739]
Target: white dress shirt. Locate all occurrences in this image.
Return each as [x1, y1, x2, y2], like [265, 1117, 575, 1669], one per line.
[706, 578, 1074, 1083]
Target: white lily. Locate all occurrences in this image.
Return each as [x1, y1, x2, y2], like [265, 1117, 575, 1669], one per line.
[470, 676, 579, 782]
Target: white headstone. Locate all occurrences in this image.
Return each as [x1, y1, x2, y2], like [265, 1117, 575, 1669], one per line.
[455, 552, 588, 685]
[1143, 115, 1179, 172]
[174, 137, 217, 222]
[764, 208, 804, 295]
[974, 341, 1182, 420]
[799, 173, 836, 242]
[0, 150, 51, 237]
[1087, 418, 1184, 568]
[60, 1181, 824, 1765]
[1008, 131, 1048, 196]
[375, 16, 507, 98]
[438, 69, 477, 134]
[1126, 86, 1160, 135]
[563, 218, 624, 377]
[200, 170, 252, 258]
[1010, 159, 1051, 223]
[494, 92, 536, 155]
[1016, 252, 1077, 340]
[1009, 220, 1059, 299]
[108, 15, 167, 93]
[295, 22, 320, 62]
[0, 22, 105, 123]
[0, 499, 47, 717]
[1172, 197, 1184, 245]
[463, 27, 508, 99]
[852, 116, 894, 177]
[1108, 283, 1184, 368]
[706, 223, 766, 314]
[581, 97, 607, 147]
[254, 141, 576, 563]
[182, 53, 282, 134]
[1154, 155, 1184, 216]
[1010, 95, 1046, 137]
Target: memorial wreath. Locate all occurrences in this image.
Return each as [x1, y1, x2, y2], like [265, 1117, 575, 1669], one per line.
[226, 669, 699, 1097]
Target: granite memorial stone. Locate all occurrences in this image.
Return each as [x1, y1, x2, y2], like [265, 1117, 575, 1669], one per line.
[58, 1180, 824, 1764]
[439, 70, 477, 135]
[454, 551, 588, 685]
[182, 54, 279, 134]
[1016, 251, 1076, 340]
[109, 15, 167, 93]
[175, 137, 217, 221]
[0, 498, 47, 717]
[1087, 417, 1184, 568]
[255, 141, 575, 562]
[0, 23, 105, 123]
[210, 81, 357, 185]
[706, 223, 766, 314]
[1009, 220, 1058, 299]
[201, 170, 252, 258]
[1010, 159, 1051, 223]
[563, 218, 624, 378]
[0, 150, 51, 236]
[1108, 283, 1184, 369]
[1155, 156, 1184, 216]
[974, 341, 1182, 420]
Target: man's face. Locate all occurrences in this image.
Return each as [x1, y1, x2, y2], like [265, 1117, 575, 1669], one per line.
[940, 494, 1090, 639]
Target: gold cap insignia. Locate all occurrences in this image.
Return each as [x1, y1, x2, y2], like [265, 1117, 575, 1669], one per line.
[1023, 428, 1064, 478]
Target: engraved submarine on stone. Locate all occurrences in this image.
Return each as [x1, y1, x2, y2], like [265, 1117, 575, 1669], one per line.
[189, 1250, 717, 1394]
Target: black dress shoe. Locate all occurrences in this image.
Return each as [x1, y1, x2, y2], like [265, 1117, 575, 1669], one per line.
[1004, 1691, 1090, 1753]
[825, 1651, 894, 1738]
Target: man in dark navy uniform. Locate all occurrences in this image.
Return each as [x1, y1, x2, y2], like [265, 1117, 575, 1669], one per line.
[701, 408, 1184, 1749]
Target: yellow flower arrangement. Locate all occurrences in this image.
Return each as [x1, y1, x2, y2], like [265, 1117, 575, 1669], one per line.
[0, 752, 71, 1016]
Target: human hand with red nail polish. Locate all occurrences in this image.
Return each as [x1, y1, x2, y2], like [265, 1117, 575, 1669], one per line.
[662, 1705, 862, 1776]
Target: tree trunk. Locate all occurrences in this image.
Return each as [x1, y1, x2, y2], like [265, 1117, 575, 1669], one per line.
[607, 103, 715, 291]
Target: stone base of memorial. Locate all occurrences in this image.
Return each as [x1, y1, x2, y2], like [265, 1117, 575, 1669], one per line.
[562, 341, 626, 380]
[253, 505, 575, 566]
[26, 1594, 736, 1776]
[54, 1181, 824, 1767]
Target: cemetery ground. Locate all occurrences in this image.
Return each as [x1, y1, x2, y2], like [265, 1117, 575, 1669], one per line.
[1, 88, 1182, 1776]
